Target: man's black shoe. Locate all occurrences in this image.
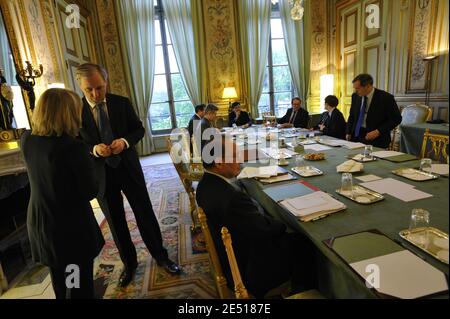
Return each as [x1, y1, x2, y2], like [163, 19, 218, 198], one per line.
[118, 265, 137, 287]
[157, 259, 181, 274]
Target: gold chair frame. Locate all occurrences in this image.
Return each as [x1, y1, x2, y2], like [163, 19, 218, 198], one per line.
[420, 129, 449, 164]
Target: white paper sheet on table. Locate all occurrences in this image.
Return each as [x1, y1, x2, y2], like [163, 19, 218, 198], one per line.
[360, 178, 433, 202]
[281, 191, 346, 217]
[237, 166, 279, 179]
[355, 174, 383, 182]
[424, 164, 449, 176]
[336, 160, 364, 173]
[371, 150, 405, 158]
[304, 144, 332, 151]
[350, 250, 448, 299]
[341, 141, 366, 149]
[319, 139, 346, 147]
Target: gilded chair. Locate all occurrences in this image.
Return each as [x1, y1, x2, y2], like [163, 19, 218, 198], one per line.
[390, 104, 433, 150]
[221, 227, 250, 299]
[197, 207, 229, 299]
[167, 129, 203, 229]
[420, 129, 449, 164]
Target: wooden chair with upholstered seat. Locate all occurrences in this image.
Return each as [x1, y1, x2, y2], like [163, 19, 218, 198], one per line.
[390, 103, 433, 150]
[220, 227, 324, 299]
[197, 207, 230, 299]
[420, 129, 449, 164]
[167, 129, 203, 229]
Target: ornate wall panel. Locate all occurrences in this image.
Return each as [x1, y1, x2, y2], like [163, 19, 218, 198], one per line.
[95, 0, 128, 97]
[309, 0, 329, 113]
[202, 0, 241, 114]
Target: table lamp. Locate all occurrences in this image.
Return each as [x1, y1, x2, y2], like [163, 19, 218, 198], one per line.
[222, 87, 238, 110]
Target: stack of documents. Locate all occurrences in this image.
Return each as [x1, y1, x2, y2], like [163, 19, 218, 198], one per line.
[371, 150, 405, 158]
[341, 141, 366, 149]
[280, 191, 346, 222]
[337, 160, 364, 173]
[237, 166, 280, 179]
[360, 178, 433, 202]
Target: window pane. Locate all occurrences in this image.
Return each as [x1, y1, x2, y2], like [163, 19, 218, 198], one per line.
[155, 46, 165, 74]
[168, 45, 179, 73]
[154, 20, 162, 45]
[150, 103, 172, 130]
[274, 92, 291, 118]
[273, 66, 292, 92]
[165, 21, 172, 44]
[152, 74, 168, 103]
[258, 93, 270, 115]
[270, 18, 283, 39]
[171, 74, 189, 101]
[262, 68, 269, 93]
[175, 101, 194, 128]
[272, 39, 288, 65]
[153, 0, 158, 7]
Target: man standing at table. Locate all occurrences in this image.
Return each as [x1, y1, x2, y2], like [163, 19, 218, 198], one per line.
[346, 74, 402, 148]
[278, 97, 309, 129]
[76, 63, 180, 288]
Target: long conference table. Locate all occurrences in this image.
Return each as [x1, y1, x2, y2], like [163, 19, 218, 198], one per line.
[231, 128, 449, 299]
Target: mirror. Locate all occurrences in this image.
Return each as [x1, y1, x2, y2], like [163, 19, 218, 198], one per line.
[0, 9, 29, 135]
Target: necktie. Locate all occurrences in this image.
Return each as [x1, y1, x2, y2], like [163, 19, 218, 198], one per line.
[354, 97, 367, 138]
[96, 103, 121, 168]
[289, 111, 297, 124]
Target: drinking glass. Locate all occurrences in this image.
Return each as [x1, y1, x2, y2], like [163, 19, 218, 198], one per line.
[295, 155, 305, 168]
[419, 158, 432, 172]
[363, 145, 373, 160]
[409, 208, 430, 248]
[341, 173, 353, 196]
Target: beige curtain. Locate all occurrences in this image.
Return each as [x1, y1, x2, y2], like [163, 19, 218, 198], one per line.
[116, 0, 155, 155]
[237, 0, 272, 117]
[279, 0, 311, 110]
[164, 0, 207, 105]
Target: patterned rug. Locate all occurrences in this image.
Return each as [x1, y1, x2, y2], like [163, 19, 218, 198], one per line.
[93, 163, 217, 299]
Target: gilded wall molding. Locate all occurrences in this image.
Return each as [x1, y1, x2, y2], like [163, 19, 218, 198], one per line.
[40, 0, 62, 83]
[203, 0, 241, 114]
[95, 0, 128, 97]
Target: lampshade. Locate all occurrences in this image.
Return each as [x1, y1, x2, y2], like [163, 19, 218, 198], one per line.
[222, 87, 238, 99]
[320, 74, 334, 112]
[48, 83, 65, 89]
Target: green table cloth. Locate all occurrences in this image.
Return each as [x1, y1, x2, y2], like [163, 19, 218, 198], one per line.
[400, 123, 449, 156]
[240, 143, 449, 298]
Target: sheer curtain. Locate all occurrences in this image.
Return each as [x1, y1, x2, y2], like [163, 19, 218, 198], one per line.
[279, 0, 311, 110]
[237, 0, 272, 117]
[164, 0, 207, 105]
[116, 0, 155, 155]
[0, 14, 15, 84]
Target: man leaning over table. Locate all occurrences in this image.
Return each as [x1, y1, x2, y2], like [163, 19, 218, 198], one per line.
[196, 136, 317, 298]
[346, 74, 402, 148]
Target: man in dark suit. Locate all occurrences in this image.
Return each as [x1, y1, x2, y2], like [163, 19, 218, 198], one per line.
[277, 97, 309, 128]
[193, 103, 219, 154]
[228, 102, 252, 128]
[346, 74, 402, 148]
[76, 63, 180, 288]
[187, 104, 205, 137]
[314, 95, 346, 139]
[196, 137, 317, 298]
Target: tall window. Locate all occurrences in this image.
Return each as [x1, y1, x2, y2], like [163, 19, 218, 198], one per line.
[149, 0, 193, 134]
[258, 4, 295, 118]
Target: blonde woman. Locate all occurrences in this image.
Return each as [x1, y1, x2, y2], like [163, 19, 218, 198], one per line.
[20, 88, 104, 299]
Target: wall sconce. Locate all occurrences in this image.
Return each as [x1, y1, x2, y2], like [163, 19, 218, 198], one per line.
[15, 61, 44, 111]
[422, 55, 438, 106]
[222, 86, 238, 109]
[320, 74, 334, 112]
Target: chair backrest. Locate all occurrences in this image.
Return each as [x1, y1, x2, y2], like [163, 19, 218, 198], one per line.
[197, 207, 229, 299]
[401, 104, 432, 125]
[420, 129, 449, 164]
[221, 227, 250, 299]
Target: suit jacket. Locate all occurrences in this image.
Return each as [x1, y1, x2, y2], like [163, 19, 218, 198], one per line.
[79, 93, 147, 195]
[196, 172, 294, 297]
[347, 89, 402, 148]
[228, 111, 252, 127]
[278, 107, 309, 128]
[187, 114, 201, 137]
[20, 131, 104, 267]
[315, 109, 347, 139]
